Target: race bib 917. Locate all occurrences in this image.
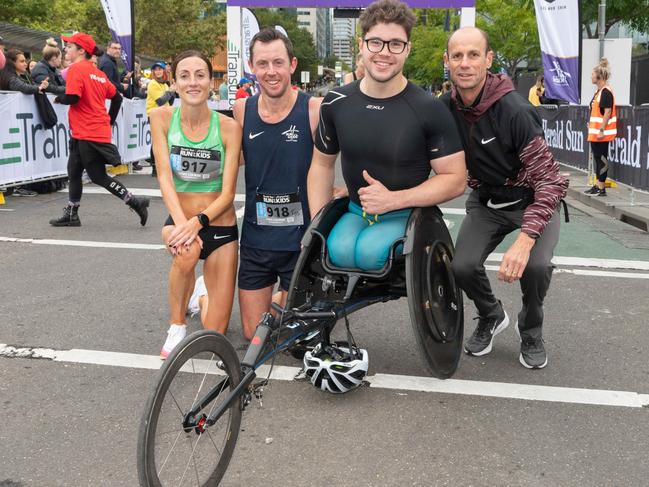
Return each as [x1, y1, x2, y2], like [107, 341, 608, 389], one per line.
[170, 145, 221, 182]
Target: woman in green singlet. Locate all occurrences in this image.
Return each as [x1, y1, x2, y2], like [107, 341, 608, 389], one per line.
[150, 50, 242, 359]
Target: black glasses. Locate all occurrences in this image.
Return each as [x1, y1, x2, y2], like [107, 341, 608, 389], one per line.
[364, 38, 408, 54]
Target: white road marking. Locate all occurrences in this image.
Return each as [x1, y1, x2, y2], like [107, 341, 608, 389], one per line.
[0, 209, 15, 212]
[59, 187, 246, 202]
[1, 343, 647, 409]
[0, 236, 165, 250]
[484, 264, 649, 279]
[2, 237, 649, 276]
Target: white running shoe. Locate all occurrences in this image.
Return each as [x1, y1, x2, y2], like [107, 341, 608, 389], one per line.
[160, 324, 187, 359]
[187, 275, 207, 317]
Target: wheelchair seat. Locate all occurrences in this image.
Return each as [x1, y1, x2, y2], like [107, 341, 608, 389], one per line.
[285, 197, 464, 379]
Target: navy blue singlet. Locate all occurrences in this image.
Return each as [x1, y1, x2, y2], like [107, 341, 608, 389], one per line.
[241, 91, 313, 251]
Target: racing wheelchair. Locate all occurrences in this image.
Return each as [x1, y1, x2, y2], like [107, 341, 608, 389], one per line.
[137, 197, 463, 486]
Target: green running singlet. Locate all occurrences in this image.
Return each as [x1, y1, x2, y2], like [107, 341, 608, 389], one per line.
[167, 108, 225, 193]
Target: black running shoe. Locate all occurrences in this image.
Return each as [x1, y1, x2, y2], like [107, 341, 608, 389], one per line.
[464, 306, 509, 356]
[584, 185, 599, 195]
[515, 323, 548, 369]
[126, 196, 150, 226]
[49, 205, 81, 227]
[595, 188, 607, 197]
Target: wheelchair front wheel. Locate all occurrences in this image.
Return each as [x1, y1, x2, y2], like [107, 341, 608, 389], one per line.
[137, 331, 243, 487]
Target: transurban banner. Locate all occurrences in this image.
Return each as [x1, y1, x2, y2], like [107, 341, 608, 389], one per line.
[100, 0, 134, 71]
[533, 0, 580, 104]
[0, 92, 149, 187]
[537, 105, 649, 191]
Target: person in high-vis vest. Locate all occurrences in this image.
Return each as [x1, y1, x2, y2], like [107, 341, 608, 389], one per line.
[585, 58, 616, 197]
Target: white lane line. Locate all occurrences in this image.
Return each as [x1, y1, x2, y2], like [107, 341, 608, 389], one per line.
[487, 253, 649, 272]
[0, 236, 165, 250]
[59, 187, 246, 202]
[1, 343, 647, 409]
[2, 236, 649, 276]
[484, 264, 649, 279]
[0, 209, 16, 212]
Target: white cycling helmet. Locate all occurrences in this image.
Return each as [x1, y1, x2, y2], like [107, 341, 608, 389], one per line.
[303, 343, 369, 394]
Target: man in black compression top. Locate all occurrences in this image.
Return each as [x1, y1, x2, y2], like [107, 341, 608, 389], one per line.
[308, 0, 466, 271]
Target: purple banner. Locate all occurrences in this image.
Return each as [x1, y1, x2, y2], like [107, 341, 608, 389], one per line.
[111, 31, 134, 72]
[228, 0, 473, 7]
[541, 52, 580, 105]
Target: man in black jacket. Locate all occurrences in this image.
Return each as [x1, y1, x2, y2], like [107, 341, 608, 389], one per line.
[443, 27, 568, 369]
[98, 41, 130, 95]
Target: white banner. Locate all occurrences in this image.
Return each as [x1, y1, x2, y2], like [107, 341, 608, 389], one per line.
[0, 92, 150, 187]
[533, 0, 580, 104]
[226, 6, 242, 110]
[241, 8, 260, 77]
[100, 0, 134, 70]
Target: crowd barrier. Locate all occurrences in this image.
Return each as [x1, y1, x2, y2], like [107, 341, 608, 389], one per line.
[537, 104, 649, 191]
[0, 91, 150, 188]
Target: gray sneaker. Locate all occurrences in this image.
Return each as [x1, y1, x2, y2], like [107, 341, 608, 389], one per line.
[464, 306, 509, 356]
[515, 322, 547, 369]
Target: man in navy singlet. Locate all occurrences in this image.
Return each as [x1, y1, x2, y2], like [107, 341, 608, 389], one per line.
[233, 28, 322, 340]
[308, 0, 466, 272]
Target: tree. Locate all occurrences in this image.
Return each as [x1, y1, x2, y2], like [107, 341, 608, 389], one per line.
[476, 0, 540, 80]
[581, 0, 649, 38]
[248, 9, 319, 84]
[134, 0, 225, 60]
[0, 0, 49, 25]
[403, 9, 456, 88]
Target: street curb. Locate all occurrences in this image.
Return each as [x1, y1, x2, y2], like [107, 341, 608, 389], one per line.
[566, 184, 649, 232]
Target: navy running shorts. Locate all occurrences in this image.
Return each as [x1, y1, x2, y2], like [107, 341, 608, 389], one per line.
[237, 246, 300, 291]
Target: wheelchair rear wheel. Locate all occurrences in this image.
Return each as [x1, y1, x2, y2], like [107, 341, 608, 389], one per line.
[137, 331, 242, 487]
[406, 208, 464, 379]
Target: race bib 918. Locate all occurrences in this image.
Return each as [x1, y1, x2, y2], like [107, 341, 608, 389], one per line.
[255, 192, 304, 227]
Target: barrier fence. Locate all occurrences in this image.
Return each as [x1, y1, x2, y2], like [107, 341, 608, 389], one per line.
[537, 104, 649, 191]
[0, 91, 150, 188]
[2, 91, 649, 192]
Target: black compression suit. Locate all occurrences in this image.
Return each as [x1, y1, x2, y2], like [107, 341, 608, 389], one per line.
[315, 81, 463, 205]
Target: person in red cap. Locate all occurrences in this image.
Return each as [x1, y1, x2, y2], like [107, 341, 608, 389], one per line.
[50, 32, 150, 227]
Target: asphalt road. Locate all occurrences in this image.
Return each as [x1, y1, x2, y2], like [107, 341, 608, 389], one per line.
[1, 171, 648, 486]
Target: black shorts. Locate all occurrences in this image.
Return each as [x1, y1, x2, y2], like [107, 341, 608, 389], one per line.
[164, 215, 238, 260]
[238, 246, 300, 291]
[71, 138, 122, 167]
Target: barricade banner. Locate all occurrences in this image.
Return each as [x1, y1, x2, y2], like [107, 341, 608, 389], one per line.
[0, 92, 150, 187]
[533, 0, 581, 104]
[536, 104, 649, 191]
[537, 104, 589, 170]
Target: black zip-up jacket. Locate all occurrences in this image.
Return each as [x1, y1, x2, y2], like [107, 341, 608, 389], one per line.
[30, 60, 66, 94]
[442, 73, 568, 238]
[98, 53, 125, 94]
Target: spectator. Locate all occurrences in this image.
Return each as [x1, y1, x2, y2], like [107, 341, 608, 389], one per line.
[145, 61, 175, 175]
[218, 74, 228, 101]
[0, 49, 54, 95]
[28, 59, 37, 73]
[235, 77, 251, 99]
[343, 53, 365, 85]
[440, 80, 452, 96]
[528, 75, 543, 106]
[98, 40, 130, 94]
[31, 38, 66, 94]
[584, 58, 616, 197]
[0, 36, 5, 70]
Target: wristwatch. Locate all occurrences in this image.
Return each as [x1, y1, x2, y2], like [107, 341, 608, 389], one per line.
[196, 213, 210, 228]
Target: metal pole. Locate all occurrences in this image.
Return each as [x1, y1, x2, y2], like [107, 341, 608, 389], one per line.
[598, 0, 606, 59]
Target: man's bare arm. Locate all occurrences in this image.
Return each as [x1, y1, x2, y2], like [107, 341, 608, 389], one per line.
[307, 148, 338, 218]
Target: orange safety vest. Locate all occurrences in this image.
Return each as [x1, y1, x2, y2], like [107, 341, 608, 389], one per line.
[588, 85, 617, 142]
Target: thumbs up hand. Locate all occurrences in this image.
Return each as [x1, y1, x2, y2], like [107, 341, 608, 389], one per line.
[357, 170, 393, 215]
